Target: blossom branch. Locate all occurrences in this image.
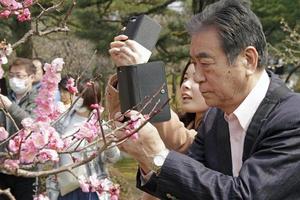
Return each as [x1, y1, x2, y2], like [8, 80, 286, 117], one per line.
[0, 108, 19, 133]
[12, 26, 70, 49]
[10, 0, 73, 49]
[2, 140, 112, 178]
[0, 188, 15, 200]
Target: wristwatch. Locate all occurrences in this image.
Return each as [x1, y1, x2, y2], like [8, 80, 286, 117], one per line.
[152, 148, 169, 175]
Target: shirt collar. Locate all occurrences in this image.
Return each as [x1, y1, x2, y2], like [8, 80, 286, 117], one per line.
[229, 70, 270, 131]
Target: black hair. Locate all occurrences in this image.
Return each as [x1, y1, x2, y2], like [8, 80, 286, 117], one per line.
[58, 76, 70, 91]
[178, 60, 198, 129]
[78, 81, 101, 112]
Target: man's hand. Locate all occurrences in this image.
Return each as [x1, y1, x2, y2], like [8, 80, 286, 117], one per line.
[114, 111, 167, 173]
[109, 35, 151, 67]
[0, 94, 12, 109]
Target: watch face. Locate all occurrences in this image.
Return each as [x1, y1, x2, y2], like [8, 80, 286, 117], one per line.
[154, 154, 164, 167]
[153, 149, 169, 168]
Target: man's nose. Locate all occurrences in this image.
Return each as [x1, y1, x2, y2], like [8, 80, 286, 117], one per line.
[194, 66, 205, 83]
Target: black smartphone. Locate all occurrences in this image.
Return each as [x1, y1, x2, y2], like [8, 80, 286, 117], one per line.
[122, 14, 161, 51]
[117, 61, 171, 123]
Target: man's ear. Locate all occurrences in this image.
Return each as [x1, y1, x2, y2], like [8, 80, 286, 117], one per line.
[243, 46, 259, 76]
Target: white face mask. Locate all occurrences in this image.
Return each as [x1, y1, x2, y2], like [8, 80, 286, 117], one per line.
[9, 77, 29, 95]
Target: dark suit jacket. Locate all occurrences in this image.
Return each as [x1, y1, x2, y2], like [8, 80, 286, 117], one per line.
[137, 71, 300, 200]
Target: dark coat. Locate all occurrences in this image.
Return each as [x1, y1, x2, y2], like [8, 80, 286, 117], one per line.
[138, 72, 300, 200]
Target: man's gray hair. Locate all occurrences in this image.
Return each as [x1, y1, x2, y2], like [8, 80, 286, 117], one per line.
[186, 0, 267, 68]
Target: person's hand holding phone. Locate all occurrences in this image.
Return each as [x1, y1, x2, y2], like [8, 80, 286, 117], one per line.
[109, 34, 151, 67]
[113, 111, 167, 174]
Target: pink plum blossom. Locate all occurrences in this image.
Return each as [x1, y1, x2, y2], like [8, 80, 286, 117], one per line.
[0, 10, 11, 18]
[128, 114, 142, 130]
[20, 139, 38, 163]
[0, 66, 4, 78]
[109, 184, 120, 200]
[8, 136, 22, 153]
[0, 40, 12, 78]
[90, 103, 100, 109]
[77, 176, 120, 199]
[75, 121, 99, 143]
[78, 176, 90, 192]
[122, 114, 143, 140]
[66, 77, 78, 94]
[0, 0, 18, 8]
[17, 8, 31, 22]
[51, 58, 64, 72]
[0, 127, 9, 141]
[0, 0, 32, 22]
[4, 159, 20, 171]
[0, 55, 8, 64]
[47, 128, 64, 150]
[86, 81, 93, 87]
[23, 0, 33, 7]
[37, 149, 59, 163]
[35, 58, 64, 122]
[89, 174, 101, 192]
[21, 117, 34, 129]
[33, 194, 50, 200]
[31, 131, 49, 148]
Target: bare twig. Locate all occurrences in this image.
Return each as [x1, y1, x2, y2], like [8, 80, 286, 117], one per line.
[0, 108, 20, 134]
[0, 188, 16, 200]
[11, 0, 72, 49]
[61, 0, 76, 26]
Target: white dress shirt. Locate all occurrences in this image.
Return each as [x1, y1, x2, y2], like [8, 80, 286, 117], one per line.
[224, 70, 270, 176]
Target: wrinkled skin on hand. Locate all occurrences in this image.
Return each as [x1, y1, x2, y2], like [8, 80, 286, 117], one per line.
[109, 35, 151, 67]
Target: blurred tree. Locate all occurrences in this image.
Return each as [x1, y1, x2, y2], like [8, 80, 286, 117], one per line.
[192, 0, 217, 13]
[0, 0, 73, 57]
[252, 0, 300, 45]
[1, 0, 299, 91]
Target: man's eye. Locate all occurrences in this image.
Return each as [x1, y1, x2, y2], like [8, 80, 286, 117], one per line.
[200, 63, 211, 67]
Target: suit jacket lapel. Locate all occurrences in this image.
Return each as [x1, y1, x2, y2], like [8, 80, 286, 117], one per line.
[243, 71, 290, 161]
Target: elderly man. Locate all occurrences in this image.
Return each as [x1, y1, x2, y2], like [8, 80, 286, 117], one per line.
[108, 0, 300, 199]
[0, 57, 38, 200]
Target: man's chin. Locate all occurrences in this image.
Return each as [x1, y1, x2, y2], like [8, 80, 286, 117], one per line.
[202, 95, 217, 107]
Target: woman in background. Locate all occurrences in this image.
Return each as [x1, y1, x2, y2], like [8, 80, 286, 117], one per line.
[179, 61, 208, 130]
[57, 76, 73, 112]
[141, 61, 209, 200]
[51, 81, 120, 200]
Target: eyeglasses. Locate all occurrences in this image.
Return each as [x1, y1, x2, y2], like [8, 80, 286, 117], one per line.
[8, 72, 29, 79]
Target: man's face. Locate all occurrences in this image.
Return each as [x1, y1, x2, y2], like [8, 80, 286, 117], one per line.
[190, 26, 250, 113]
[9, 65, 34, 90]
[32, 60, 43, 82]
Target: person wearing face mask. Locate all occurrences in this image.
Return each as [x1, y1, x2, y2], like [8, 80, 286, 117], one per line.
[0, 57, 38, 200]
[49, 81, 120, 200]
